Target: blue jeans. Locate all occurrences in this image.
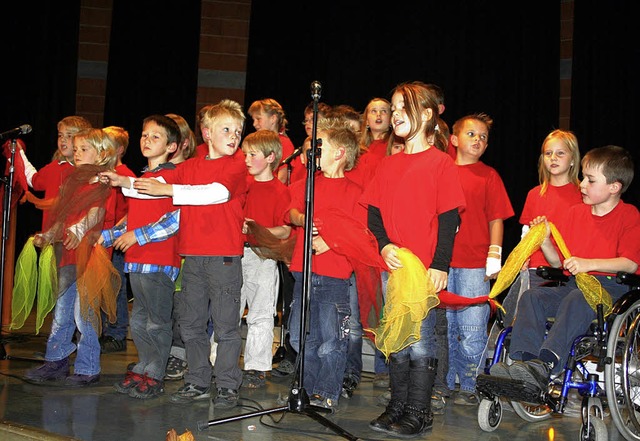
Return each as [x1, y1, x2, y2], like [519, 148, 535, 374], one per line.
[101, 249, 129, 340]
[344, 273, 362, 381]
[129, 272, 175, 380]
[45, 265, 101, 376]
[446, 267, 490, 392]
[288, 272, 350, 402]
[510, 275, 628, 374]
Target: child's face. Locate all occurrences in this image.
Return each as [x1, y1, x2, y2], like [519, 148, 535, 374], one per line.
[391, 92, 410, 138]
[453, 119, 489, 162]
[57, 124, 76, 160]
[303, 111, 314, 136]
[140, 121, 173, 160]
[244, 146, 273, 178]
[251, 110, 276, 133]
[542, 138, 572, 177]
[73, 136, 99, 165]
[366, 100, 391, 135]
[580, 164, 616, 206]
[204, 116, 243, 159]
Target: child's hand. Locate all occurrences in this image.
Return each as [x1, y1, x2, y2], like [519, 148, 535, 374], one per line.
[33, 233, 46, 248]
[113, 231, 137, 252]
[99, 171, 127, 187]
[530, 216, 551, 239]
[381, 244, 403, 271]
[133, 178, 170, 196]
[63, 229, 80, 250]
[242, 218, 253, 235]
[563, 256, 589, 275]
[428, 268, 448, 293]
[311, 235, 329, 255]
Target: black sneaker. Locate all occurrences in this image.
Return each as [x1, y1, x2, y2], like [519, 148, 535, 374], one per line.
[64, 373, 100, 387]
[272, 359, 295, 377]
[25, 359, 69, 382]
[213, 387, 238, 409]
[129, 375, 164, 399]
[165, 355, 188, 380]
[114, 370, 144, 394]
[509, 359, 551, 391]
[100, 336, 126, 353]
[170, 383, 211, 404]
[341, 374, 359, 399]
[489, 361, 512, 378]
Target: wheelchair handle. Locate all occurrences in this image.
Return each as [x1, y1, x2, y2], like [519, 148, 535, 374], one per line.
[536, 265, 570, 282]
[616, 271, 640, 289]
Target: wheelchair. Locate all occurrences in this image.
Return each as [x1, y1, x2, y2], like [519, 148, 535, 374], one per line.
[475, 266, 640, 441]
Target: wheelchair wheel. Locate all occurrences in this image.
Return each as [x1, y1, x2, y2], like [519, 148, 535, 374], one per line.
[511, 401, 553, 422]
[478, 397, 503, 432]
[605, 298, 640, 440]
[579, 417, 608, 441]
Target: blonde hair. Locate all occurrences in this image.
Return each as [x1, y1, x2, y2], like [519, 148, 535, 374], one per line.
[317, 118, 360, 171]
[102, 126, 129, 157]
[248, 98, 289, 134]
[360, 98, 392, 148]
[538, 129, 581, 195]
[54, 115, 92, 161]
[242, 129, 283, 171]
[201, 99, 245, 133]
[73, 128, 117, 168]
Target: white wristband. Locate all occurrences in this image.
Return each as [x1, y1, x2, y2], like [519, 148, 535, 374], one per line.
[486, 256, 502, 277]
[521, 224, 530, 240]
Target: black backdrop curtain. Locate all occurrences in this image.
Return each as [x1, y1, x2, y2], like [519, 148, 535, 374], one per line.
[571, 0, 639, 208]
[0, 1, 82, 253]
[245, 1, 560, 254]
[103, 0, 202, 174]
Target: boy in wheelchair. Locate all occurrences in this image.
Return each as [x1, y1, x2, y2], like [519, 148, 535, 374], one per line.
[489, 145, 640, 392]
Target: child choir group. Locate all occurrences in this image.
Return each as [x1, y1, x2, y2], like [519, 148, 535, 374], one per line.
[10, 79, 639, 439]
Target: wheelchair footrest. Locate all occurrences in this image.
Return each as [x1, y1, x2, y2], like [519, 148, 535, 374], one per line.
[477, 374, 545, 404]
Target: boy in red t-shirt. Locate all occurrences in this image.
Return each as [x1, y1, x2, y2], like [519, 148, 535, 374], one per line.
[104, 100, 248, 409]
[239, 129, 292, 389]
[286, 118, 366, 412]
[445, 113, 514, 406]
[492, 145, 640, 391]
[101, 115, 182, 400]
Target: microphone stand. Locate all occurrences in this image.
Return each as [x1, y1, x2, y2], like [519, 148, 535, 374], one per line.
[0, 138, 36, 361]
[198, 83, 358, 440]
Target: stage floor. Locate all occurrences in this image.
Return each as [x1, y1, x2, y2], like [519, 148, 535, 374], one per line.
[0, 313, 630, 441]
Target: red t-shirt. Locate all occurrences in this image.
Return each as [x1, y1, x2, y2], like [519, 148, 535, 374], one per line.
[31, 160, 74, 229]
[243, 177, 291, 245]
[450, 161, 514, 268]
[562, 201, 640, 276]
[160, 153, 248, 256]
[360, 148, 466, 267]
[520, 183, 583, 268]
[125, 166, 180, 268]
[288, 174, 364, 279]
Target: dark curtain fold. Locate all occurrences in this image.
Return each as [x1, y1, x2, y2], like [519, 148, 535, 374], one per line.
[571, 1, 639, 208]
[0, 1, 81, 247]
[245, 1, 560, 254]
[103, 0, 202, 174]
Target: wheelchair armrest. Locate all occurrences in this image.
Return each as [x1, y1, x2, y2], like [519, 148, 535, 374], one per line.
[616, 271, 640, 289]
[536, 265, 570, 282]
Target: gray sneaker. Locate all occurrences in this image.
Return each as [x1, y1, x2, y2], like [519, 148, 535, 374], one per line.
[213, 387, 238, 409]
[170, 383, 211, 404]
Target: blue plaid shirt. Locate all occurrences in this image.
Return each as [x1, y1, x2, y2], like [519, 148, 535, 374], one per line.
[101, 209, 181, 282]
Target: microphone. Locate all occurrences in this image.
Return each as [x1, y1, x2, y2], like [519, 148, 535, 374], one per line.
[0, 124, 32, 140]
[281, 146, 304, 166]
[311, 81, 322, 100]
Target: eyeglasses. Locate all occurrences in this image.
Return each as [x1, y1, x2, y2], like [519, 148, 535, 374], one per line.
[302, 119, 313, 125]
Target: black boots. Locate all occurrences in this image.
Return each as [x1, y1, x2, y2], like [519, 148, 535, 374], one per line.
[369, 353, 410, 432]
[389, 357, 437, 438]
[369, 399, 405, 433]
